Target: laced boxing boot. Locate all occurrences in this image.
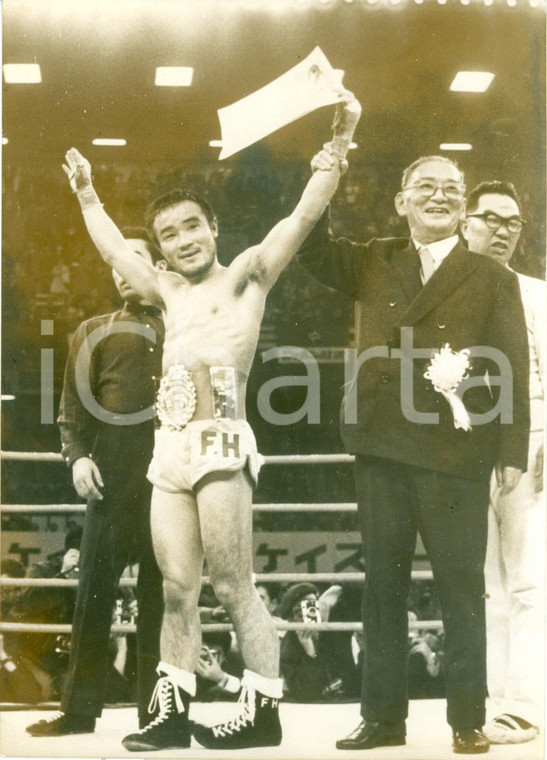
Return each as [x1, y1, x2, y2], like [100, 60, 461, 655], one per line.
[193, 685, 282, 750]
[122, 675, 192, 751]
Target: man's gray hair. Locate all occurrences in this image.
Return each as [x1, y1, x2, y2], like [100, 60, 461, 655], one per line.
[401, 155, 465, 189]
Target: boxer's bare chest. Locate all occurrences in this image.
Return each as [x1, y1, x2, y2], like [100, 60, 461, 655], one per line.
[161, 271, 265, 373]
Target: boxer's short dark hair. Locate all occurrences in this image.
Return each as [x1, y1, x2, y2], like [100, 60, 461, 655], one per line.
[145, 190, 217, 245]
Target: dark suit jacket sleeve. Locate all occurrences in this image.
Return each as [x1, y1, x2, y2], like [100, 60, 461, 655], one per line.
[296, 208, 369, 298]
[57, 320, 98, 467]
[483, 269, 530, 471]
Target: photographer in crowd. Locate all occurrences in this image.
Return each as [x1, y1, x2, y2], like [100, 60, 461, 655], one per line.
[407, 613, 445, 700]
[279, 583, 358, 703]
[195, 632, 244, 702]
[2, 526, 82, 702]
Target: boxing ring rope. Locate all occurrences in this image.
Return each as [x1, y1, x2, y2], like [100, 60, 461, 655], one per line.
[0, 621, 443, 634]
[3, 503, 360, 514]
[0, 449, 440, 640]
[2, 451, 356, 464]
[0, 570, 435, 587]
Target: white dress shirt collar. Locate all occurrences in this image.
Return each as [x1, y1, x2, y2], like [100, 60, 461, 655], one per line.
[412, 235, 459, 269]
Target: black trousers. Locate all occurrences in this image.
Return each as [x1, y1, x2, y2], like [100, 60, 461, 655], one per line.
[354, 455, 489, 731]
[61, 424, 163, 726]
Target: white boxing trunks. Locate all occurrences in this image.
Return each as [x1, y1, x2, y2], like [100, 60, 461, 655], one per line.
[147, 419, 264, 493]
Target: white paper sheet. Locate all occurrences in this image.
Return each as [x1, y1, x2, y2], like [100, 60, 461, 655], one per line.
[217, 46, 344, 160]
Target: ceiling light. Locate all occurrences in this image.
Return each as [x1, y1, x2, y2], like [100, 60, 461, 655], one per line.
[2, 137, 8, 145]
[209, 140, 223, 148]
[3, 63, 42, 83]
[349, 142, 358, 150]
[92, 138, 127, 146]
[440, 143, 472, 150]
[450, 71, 495, 92]
[155, 67, 194, 87]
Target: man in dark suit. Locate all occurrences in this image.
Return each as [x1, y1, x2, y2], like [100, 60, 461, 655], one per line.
[26, 228, 166, 736]
[297, 154, 530, 754]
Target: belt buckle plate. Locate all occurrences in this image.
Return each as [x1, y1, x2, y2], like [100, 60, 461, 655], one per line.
[156, 364, 197, 431]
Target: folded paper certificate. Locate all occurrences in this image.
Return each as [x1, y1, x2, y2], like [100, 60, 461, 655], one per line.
[217, 46, 344, 160]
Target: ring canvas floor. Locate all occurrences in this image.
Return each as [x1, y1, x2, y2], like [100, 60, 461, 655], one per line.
[1, 698, 543, 760]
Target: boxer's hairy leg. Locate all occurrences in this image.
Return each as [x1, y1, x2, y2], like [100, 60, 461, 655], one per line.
[197, 470, 279, 678]
[150, 487, 204, 672]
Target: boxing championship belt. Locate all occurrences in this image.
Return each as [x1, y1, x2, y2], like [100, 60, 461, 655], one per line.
[210, 366, 238, 420]
[156, 364, 197, 431]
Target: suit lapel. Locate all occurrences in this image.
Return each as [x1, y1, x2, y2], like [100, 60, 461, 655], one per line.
[397, 243, 479, 326]
[390, 240, 423, 302]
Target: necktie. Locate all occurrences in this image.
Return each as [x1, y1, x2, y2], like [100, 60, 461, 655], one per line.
[419, 246, 436, 284]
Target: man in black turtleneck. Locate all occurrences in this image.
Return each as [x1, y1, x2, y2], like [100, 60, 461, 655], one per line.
[27, 228, 166, 736]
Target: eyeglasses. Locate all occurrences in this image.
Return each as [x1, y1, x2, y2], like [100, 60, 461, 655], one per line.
[466, 212, 525, 234]
[403, 180, 466, 200]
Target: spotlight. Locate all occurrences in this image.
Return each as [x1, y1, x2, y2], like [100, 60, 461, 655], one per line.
[3, 63, 41, 83]
[92, 138, 127, 146]
[155, 67, 194, 87]
[450, 71, 495, 92]
[440, 143, 472, 150]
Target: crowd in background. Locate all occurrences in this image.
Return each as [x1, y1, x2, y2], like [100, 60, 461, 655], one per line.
[3, 154, 544, 516]
[1, 541, 444, 706]
[1, 154, 544, 711]
[3, 154, 544, 386]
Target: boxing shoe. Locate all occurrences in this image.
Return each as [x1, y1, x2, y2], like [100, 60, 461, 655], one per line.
[122, 676, 191, 751]
[26, 711, 95, 736]
[453, 729, 490, 754]
[193, 687, 282, 749]
[336, 718, 406, 750]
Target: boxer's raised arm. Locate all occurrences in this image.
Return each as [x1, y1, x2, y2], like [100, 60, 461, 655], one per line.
[63, 148, 164, 307]
[236, 91, 361, 290]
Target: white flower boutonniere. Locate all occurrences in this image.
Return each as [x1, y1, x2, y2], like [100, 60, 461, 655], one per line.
[424, 344, 472, 431]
